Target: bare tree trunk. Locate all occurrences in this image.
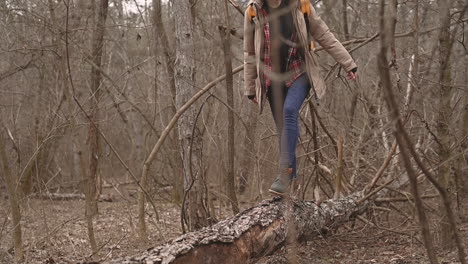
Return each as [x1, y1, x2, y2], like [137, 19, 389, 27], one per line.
[151, 0, 160, 116]
[238, 105, 258, 195]
[437, 0, 455, 249]
[0, 128, 23, 261]
[86, 0, 109, 254]
[322, 0, 340, 31]
[174, 0, 210, 231]
[387, 0, 398, 63]
[152, 0, 184, 203]
[406, 0, 419, 111]
[460, 17, 468, 221]
[343, 0, 358, 130]
[377, 1, 438, 263]
[220, 0, 239, 215]
[333, 134, 345, 199]
[342, 0, 349, 40]
[47, 0, 79, 188]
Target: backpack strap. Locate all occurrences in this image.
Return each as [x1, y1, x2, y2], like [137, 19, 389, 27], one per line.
[247, 0, 311, 22]
[300, 0, 316, 52]
[247, 4, 256, 22]
[300, 0, 311, 16]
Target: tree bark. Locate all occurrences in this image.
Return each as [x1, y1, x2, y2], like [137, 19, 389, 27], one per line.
[86, 0, 109, 254]
[437, 0, 455, 249]
[460, 9, 468, 221]
[342, 0, 349, 40]
[153, 0, 184, 205]
[0, 128, 23, 261]
[92, 193, 369, 264]
[238, 104, 258, 195]
[220, 0, 239, 215]
[174, 0, 210, 231]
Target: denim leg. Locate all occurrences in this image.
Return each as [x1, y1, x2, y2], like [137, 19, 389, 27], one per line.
[281, 74, 310, 178]
[268, 84, 287, 150]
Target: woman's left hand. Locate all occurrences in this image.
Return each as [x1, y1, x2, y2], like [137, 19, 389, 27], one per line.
[347, 71, 357, 80]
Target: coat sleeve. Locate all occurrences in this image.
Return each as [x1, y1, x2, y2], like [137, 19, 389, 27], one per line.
[308, 5, 357, 72]
[243, 7, 257, 97]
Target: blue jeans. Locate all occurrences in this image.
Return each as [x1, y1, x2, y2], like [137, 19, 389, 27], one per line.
[267, 74, 310, 178]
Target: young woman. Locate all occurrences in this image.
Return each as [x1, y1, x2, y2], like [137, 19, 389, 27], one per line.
[243, 0, 357, 195]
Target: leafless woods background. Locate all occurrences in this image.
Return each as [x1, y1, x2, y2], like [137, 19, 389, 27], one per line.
[0, 0, 467, 263]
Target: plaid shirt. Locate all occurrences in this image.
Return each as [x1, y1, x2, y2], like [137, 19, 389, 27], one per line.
[261, 9, 304, 91]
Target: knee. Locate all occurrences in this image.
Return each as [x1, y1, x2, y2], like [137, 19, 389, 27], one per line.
[283, 104, 297, 119]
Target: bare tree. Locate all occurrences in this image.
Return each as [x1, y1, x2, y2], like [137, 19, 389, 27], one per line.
[85, 0, 109, 254]
[220, 0, 239, 215]
[0, 126, 23, 261]
[151, 0, 184, 203]
[436, 0, 468, 248]
[174, 0, 210, 231]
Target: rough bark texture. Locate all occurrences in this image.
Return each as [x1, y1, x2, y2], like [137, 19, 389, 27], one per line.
[86, 0, 109, 253]
[238, 104, 258, 195]
[220, 1, 239, 215]
[461, 16, 468, 221]
[437, 0, 455, 249]
[174, 0, 210, 231]
[90, 193, 368, 264]
[0, 130, 23, 261]
[151, 0, 184, 204]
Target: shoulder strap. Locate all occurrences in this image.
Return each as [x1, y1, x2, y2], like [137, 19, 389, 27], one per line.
[247, 4, 256, 22]
[247, 1, 311, 22]
[300, 1, 316, 51]
[300, 0, 311, 17]
[303, 2, 310, 38]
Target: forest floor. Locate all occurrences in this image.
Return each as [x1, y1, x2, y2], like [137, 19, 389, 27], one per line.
[1, 184, 467, 264]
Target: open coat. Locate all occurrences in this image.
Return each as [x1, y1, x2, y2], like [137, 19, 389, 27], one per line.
[243, 0, 357, 113]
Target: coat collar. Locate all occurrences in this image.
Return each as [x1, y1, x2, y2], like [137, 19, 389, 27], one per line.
[248, 0, 264, 8]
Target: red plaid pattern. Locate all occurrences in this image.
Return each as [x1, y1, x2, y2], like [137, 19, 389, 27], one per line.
[261, 9, 304, 91]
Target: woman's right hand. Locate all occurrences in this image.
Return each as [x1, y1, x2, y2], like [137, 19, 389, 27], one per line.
[248, 95, 258, 104]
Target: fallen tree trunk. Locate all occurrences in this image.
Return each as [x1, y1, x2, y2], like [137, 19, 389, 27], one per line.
[94, 192, 369, 264]
[31, 192, 113, 202]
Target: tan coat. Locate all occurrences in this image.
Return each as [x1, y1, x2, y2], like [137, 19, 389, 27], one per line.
[243, 0, 357, 113]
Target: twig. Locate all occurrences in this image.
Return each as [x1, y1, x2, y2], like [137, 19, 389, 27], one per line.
[364, 140, 397, 194]
[376, 194, 439, 203]
[357, 216, 423, 245]
[181, 95, 213, 234]
[357, 178, 395, 204]
[103, 233, 127, 261]
[227, 0, 243, 16]
[310, 104, 338, 155]
[34, 216, 81, 247]
[88, 236, 113, 258]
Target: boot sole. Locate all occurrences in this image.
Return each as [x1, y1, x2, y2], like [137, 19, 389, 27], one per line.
[268, 189, 289, 197]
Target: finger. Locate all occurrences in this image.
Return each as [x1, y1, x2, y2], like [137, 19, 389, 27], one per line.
[348, 72, 356, 80]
